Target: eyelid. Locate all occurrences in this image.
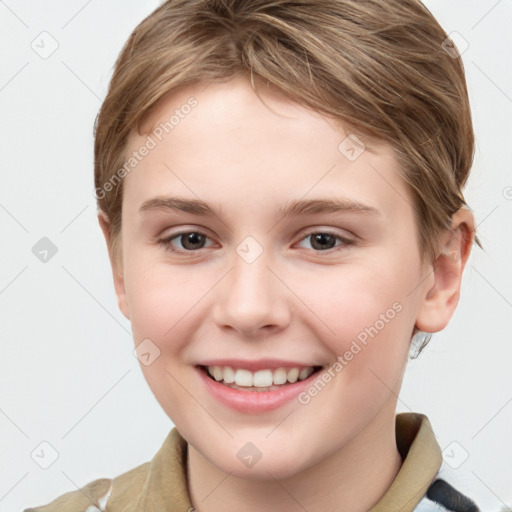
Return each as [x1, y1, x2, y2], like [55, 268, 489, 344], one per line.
[157, 228, 214, 254]
[295, 227, 356, 251]
[299, 226, 355, 240]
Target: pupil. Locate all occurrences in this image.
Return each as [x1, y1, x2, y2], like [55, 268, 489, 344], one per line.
[183, 233, 204, 250]
[312, 233, 335, 250]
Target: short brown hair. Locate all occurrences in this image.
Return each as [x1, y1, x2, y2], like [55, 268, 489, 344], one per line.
[94, 0, 477, 268]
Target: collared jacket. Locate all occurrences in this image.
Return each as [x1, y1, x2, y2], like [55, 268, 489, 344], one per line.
[24, 413, 480, 512]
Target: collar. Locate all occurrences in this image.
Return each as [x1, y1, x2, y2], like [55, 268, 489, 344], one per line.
[369, 413, 442, 511]
[131, 412, 442, 511]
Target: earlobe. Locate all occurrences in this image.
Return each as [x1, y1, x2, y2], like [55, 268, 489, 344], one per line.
[415, 209, 475, 333]
[97, 210, 130, 320]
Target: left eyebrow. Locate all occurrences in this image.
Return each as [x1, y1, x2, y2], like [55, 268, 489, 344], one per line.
[274, 198, 381, 221]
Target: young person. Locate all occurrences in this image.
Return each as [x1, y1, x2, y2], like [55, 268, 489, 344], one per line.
[25, 0, 481, 510]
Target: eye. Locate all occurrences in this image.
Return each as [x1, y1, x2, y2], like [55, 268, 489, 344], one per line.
[296, 230, 355, 252]
[158, 230, 214, 254]
[157, 228, 355, 256]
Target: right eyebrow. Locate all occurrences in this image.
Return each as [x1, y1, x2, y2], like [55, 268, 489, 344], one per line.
[138, 197, 224, 218]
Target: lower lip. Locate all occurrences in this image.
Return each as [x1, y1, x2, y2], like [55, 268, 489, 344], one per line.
[196, 366, 321, 414]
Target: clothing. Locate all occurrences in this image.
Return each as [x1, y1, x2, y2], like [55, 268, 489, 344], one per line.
[24, 412, 480, 512]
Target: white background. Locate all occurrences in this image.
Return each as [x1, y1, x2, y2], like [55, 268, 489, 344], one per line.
[1, 1, 510, 510]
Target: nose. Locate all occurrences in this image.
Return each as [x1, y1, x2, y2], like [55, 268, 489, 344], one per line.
[212, 247, 291, 339]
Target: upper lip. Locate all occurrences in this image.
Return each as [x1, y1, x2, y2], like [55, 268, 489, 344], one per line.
[197, 359, 323, 371]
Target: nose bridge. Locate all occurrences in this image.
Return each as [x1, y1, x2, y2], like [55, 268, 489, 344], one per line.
[229, 236, 275, 310]
[232, 248, 271, 300]
[213, 235, 289, 335]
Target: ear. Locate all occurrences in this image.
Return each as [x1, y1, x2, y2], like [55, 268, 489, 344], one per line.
[97, 210, 130, 320]
[415, 208, 475, 333]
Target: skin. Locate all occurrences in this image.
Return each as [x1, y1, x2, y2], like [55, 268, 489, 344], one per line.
[99, 75, 474, 512]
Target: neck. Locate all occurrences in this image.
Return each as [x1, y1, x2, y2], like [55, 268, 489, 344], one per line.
[187, 405, 402, 512]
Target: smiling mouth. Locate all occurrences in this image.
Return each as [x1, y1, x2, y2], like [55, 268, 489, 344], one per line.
[198, 364, 323, 392]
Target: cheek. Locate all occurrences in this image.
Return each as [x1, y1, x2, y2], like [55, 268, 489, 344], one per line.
[125, 259, 209, 348]
[307, 262, 413, 343]
[122, 258, 212, 414]
[299, 259, 418, 398]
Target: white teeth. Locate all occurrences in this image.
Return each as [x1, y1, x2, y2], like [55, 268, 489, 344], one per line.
[253, 369, 273, 388]
[223, 366, 235, 384]
[234, 369, 253, 387]
[273, 367, 287, 385]
[287, 367, 299, 383]
[205, 365, 317, 387]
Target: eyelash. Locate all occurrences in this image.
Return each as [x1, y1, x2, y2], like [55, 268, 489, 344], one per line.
[157, 229, 355, 255]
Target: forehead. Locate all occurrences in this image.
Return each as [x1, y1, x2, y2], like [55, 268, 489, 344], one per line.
[122, 76, 415, 228]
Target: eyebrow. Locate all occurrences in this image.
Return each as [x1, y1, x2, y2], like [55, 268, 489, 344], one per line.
[276, 197, 380, 219]
[138, 196, 380, 221]
[139, 197, 224, 217]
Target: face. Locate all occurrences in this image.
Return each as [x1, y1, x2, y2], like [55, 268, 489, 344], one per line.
[103, 76, 439, 479]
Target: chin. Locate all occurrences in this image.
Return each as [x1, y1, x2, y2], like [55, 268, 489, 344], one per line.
[196, 433, 319, 481]
[221, 454, 309, 481]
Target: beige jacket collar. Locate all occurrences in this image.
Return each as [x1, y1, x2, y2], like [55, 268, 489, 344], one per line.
[112, 412, 442, 512]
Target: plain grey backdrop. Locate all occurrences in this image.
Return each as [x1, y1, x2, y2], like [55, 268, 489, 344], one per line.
[1, 1, 511, 510]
